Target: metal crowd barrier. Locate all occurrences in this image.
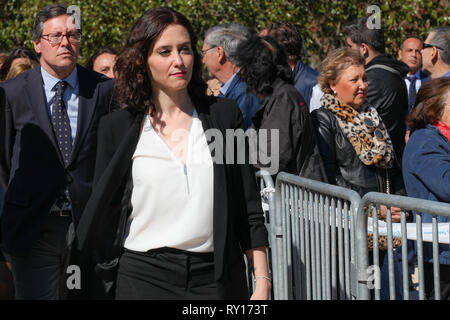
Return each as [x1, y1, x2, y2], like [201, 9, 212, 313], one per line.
[355, 192, 450, 300]
[273, 172, 361, 300]
[250, 170, 276, 295]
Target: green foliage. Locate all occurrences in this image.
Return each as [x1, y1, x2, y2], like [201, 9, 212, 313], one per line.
[0, 0, 448, 68]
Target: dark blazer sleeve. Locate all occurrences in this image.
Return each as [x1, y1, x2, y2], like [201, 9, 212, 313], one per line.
[230, 103, 268, 251]
[0, 86, 14, 190]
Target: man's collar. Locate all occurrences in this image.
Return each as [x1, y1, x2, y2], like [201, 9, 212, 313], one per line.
[219, 70, 240, 96]
[441, 70, 450, 78]
[41, 66, 78, 90]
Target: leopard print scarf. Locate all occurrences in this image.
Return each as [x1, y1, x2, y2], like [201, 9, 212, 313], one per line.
[320, 93, 393, 168]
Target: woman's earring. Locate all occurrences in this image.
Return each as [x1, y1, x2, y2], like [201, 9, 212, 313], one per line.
[333, 90, 337, 95]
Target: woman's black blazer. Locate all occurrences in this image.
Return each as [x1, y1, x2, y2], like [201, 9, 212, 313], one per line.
[75, 96, 269, 299]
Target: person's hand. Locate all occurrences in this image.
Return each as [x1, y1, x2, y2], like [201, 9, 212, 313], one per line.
[405, 130, 411, 144]
[379, 205, 408, 222]
[250, 276, 271, 300]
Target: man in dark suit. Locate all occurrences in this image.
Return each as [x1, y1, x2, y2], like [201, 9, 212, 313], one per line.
[202, 23, 261, 129]
[398, 35, 430, 143]
[0, 3, 114, 299]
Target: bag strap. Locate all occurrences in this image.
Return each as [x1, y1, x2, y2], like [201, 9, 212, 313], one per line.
[365, 64, 401, 77]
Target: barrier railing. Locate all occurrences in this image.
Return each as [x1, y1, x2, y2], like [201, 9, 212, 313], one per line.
[274, 172, 361, 300]
[256, 172, 450, 300]
[252, 171, 276, 296]
[355, 192, 450, 300]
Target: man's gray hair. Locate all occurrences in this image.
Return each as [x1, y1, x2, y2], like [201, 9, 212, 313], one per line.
[429, 26, 450, 65]
[32, 3, 80, 42]
[204, 23, 254, 65]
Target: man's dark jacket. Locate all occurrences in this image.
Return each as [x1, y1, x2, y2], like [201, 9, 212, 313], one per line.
[0, 65, 114, 255]
[365, 54, 409, 166]
[251, 78, 327, 182]
[221, 73, 261, 130]
[293, 60, 318, 108]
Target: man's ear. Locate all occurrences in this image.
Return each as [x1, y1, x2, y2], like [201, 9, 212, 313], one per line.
[398, 49, 403, 60]
[216, 46, 226, 64]
[431, 47, 439, 63]
[33, 40, 41, 55]
[360, 43, 370, 57]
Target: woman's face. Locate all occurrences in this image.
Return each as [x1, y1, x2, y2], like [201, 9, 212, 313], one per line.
[330, 64, 368, 109]
[93, 53, 117, 78]
[147, 24, 194, 94]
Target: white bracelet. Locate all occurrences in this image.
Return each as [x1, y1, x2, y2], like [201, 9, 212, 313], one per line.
[254, 275, 271, 282]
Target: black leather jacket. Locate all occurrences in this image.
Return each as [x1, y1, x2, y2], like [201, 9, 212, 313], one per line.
[251, 78, 327, 182]
[311, 106, 405, 197]
[364, 54, 409, 165]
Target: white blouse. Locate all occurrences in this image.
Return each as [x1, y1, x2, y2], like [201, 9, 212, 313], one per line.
[123, 110, 214, 253]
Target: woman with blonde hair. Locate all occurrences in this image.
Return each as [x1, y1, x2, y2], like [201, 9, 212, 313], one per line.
[5, 60, 38, 80]
[312, 47, 404, 199]
[311, 48, 407, 286]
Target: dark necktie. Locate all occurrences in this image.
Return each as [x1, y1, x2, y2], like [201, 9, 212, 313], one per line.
[52, 80, 73, 166]
[407, 75, 417, 112]
[52, 80, 72, 210]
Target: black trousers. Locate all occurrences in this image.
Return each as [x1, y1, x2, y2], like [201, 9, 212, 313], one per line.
[116, 247, 223, 300]
[424, 262, 450, 300]
[5, 214, 72, 300]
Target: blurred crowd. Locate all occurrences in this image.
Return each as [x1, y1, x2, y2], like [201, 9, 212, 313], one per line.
[0, 4, 449, 301]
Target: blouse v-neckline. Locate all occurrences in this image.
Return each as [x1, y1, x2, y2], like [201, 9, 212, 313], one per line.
[146, 109, 197, 165]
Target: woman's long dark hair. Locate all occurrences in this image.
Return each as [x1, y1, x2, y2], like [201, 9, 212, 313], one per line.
[234, 35, 292, 96]
[85, 47, 118, 71]
[114, 7, 208, 114]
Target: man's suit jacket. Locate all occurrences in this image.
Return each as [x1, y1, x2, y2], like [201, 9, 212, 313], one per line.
[222, 74, 261, 130]
[75, 97, 268, 299]
[293, 59, 318, 108]
[0, 65, 114, 255]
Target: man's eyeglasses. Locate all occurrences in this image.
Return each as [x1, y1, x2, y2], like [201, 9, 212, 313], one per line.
[423, 42, 444, 51]
[41, 31, 82, 45]
[200, 46, 216, 58]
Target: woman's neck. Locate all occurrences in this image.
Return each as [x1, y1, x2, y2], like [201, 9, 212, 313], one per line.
[151, 88, 194, 117]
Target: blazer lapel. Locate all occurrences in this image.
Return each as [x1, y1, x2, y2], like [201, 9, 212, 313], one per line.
[76, 110, 144, 249]
[69, 65, 97, 165]
[25, 67, 63, 164]
[198, 108, 228, 279]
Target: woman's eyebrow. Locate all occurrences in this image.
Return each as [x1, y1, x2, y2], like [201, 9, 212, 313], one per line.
[155, 42, 191, 50]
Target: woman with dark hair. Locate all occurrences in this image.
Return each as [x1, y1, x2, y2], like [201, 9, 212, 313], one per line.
[85, 48, 118, 78]
[76, 7, 270, 300]
[0, 47, 39, 81]
[234, 35, 326, 181]
[403, 78, 450, 299]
